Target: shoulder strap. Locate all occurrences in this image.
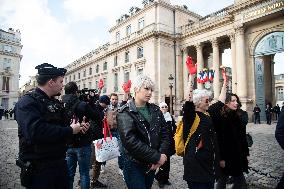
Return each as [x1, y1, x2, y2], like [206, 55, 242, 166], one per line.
[184, 113, 200, 154]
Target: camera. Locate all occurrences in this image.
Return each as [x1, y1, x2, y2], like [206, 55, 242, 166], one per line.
[78, 88, 99, 103]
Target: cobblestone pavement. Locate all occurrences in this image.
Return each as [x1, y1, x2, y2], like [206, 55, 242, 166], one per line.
[0, 120, 283, 189]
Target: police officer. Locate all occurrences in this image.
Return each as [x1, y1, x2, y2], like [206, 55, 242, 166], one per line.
[15, 63, 86, 189]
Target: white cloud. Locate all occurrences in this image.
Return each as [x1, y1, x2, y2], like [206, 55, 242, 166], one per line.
[0, 0, 102, 86]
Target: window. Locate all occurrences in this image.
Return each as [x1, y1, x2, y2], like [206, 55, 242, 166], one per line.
[83, 83, 86, 89]
[124, 72, 130, 83]
[103, 62, 107, 71]
[125, 51, 129, 63]
[83, 70, 86, 77]
[89, 82, 92, 89]
[95, 80, 98, 89]
[69, 75, 71, 82]
[126, 25, 131, 36]
[78, 72, 81, 79]
[116, 32, 120, 41]
[3, 58, 11, 69]
[138, 18, 144, 30]
[73, 74, 75, 80]
[96, 65, 99, 73]
[89, 67, 92, 75]
[137, 68, 143, 75]
[2, 76, 9, 92]
[114, 73, 118, 92]
[114, 55, 118, 67]
[137, 46, 143, 58]
[103, 78, 107, 93]
[78, 85, 80, 90]
[3, 45, 12, 52]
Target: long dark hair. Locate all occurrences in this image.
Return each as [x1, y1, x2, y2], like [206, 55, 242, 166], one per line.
[221, 93, 240, 117]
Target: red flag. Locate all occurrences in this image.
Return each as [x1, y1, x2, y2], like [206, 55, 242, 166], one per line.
[122, 80, 132, 92]
[186, 56, 197, 75]
[98, 79, 104, 90]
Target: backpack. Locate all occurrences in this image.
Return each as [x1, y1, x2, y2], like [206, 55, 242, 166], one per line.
[106, 110, 118, 130]
[174, 114, 200, 156]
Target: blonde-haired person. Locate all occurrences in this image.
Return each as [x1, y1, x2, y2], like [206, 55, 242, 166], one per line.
[154, 102, 176, 188]
[182, 74, 222, 189]
[117, 75, 170, 189]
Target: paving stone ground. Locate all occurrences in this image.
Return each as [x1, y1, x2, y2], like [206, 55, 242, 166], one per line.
[0, 119, 283, 189]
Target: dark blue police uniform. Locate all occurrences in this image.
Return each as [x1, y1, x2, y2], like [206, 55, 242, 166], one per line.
[15, 63, 72, 189]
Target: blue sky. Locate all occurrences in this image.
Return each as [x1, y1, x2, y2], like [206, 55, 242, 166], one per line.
[0, 0, 283, 86]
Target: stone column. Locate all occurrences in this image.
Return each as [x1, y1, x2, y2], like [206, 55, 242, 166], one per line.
[182, 48, 188, 99]
[196, 43, 204, 89]
[229, 34, 237, 93]
[235, 27, 247, 99]
[212, 38, 220, 99]
[176, 47, 184, 102]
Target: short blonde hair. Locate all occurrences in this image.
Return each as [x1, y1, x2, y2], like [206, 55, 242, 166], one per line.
[192, 89, 212, 106]
[133, 75, 154, 92]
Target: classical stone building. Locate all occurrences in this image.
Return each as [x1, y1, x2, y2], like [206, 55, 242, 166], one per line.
[0, 28, 22, 109]
[275, 74, 284, 106]
[64, 0, 284, 119]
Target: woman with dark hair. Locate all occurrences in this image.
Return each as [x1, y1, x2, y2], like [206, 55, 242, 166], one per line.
[208, 88, 249, 188]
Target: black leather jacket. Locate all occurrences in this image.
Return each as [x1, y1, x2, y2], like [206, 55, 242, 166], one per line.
[117, 99, 170, 165]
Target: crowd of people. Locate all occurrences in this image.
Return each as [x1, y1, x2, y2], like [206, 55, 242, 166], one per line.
[253, 102, 283, 125]
[13, 62, 284, 189]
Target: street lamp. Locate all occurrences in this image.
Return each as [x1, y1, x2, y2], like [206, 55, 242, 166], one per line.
[168, 74, 174, 115]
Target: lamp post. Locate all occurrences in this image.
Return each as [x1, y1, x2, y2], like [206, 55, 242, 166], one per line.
[168, 74, 174, 115]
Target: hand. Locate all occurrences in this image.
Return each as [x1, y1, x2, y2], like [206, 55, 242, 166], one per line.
[157, 154, 167, 166]
[149, 163, 160, 171]
[122, 80, 131, 93]
[80, 116, 90, 134]
[186, 56, 197, 75]
[98, 79, 104, 90]
[220, 160, 225, 168]
[70, 118, 81, 134]
[221, 66, 227, 83]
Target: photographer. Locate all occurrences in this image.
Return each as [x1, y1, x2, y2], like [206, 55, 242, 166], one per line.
[62, 82, 102, 189]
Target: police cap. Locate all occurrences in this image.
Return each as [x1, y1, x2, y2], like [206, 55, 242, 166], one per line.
[35, 63, 67, 76]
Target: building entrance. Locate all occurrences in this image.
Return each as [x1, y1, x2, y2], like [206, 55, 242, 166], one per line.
[254, 31, 284, 120]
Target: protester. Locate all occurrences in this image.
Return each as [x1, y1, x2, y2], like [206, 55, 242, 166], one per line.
[14, 63, 84, 189]
[117, 75, 169, 189]
[155, 102, 176, 188]
[208, 70, 249, 189]
[90, 95, 110, 188]
[182, 74, 220, 189]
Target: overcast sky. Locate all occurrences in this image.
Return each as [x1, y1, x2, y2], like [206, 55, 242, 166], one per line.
[0, 0, 283, 86]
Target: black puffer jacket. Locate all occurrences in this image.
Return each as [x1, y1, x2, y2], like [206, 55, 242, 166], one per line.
[117, 99, 170, 165]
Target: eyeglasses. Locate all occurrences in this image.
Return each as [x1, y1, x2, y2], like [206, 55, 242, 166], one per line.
[161, 106, 168, 108]
[204, 98, 212, 103]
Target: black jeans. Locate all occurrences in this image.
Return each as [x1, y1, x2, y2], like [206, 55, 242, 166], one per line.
[216, 172, 247, 189]
[254, 113, 260, 124]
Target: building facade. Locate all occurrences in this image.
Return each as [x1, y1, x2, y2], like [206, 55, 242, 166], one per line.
[0, 28, 22, 110]
[64, 0, 284, 119]
[275, 74, 284, 106]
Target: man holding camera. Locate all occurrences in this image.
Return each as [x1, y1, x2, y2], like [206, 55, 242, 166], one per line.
[15, 63, 85, 189]
[62, 81, 103, 189]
